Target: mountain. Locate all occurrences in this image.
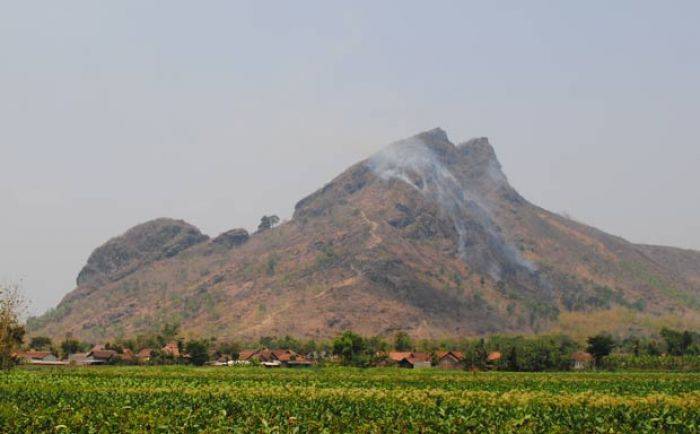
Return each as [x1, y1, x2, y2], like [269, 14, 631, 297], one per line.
[28, 129, 700, 341]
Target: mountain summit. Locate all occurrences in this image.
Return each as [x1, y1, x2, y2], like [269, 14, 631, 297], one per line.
[29, 129, 700, 340]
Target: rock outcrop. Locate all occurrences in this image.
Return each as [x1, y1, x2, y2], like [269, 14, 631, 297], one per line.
[76, 218, 208, 286]
[212, 228, 249, 248]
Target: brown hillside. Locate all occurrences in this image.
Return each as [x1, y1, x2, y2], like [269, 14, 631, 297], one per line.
[28, 129, 700, 341]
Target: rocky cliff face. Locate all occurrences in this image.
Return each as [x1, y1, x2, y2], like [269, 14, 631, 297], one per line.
[76, 218, 208, 287]
[28, 129, 700, 341]
[212, 228, 249, 248]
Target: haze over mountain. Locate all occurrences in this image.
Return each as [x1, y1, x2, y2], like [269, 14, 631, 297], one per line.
[28, 129, 700, 341]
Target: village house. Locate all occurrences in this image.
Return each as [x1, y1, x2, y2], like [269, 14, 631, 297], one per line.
[238, 349, 258, 362]
[136, 348, 153, 363]
[211, 350, 235, 366]
[387, 352, 413, 364]
[121, 348, 134, 362]
[162, 342, 181, 358]
[385, 352, 432, 369]
[262, 360, 282, 368]
[284, 353, 314, 368]
[242, 348, 282, 367]
[571, 351, 593, 370]
[86, 349, 118, 364]
[435, 351, 465, 369]
[239, 348, 271, 363]
[237, 348, 313, 367]
[400, 353, 432, 369]
[486, 351, 502, 369]
[68, 352, 92, 365]
[15, 351, 65, 366]
[271, 349, 299, 366]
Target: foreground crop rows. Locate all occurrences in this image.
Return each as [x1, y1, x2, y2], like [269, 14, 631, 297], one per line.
[1, 367, 699, 433]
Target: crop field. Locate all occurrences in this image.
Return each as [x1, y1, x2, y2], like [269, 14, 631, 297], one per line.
[1, 367, 699, 433]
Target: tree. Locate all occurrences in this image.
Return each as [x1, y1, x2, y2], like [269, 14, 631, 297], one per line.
[659, 328, 695, 356]
[0, 283, 26, 370]
[301, 339, 318, 356]
[276, 335, 302, 352]
[266, 257, 277, 276]
[157, 322, 181, 346]
[682, 331, 694, 354]
[621, 336, 641, 356]
[645, 339, 662, 356]
[29, 336, 52, 350]
[393, 331, 412, 352]
[465, 338, 488, 370]
[131, 334, 161, 353]
[586, 333, 615, 365]
[185, 340, 210, 366]
[332, 331, 371, 367]
[506, 346, 518, 371]
[216, 341, 241, 361]
[257, 215, 280, 232]
[60, 338, 82, 358]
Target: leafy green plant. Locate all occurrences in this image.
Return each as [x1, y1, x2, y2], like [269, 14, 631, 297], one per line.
[1, 367, 699, 432]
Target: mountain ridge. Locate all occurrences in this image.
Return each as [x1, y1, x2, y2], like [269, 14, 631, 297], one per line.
[28, 128, 700, 341]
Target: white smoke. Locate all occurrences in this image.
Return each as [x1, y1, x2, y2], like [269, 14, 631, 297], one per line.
[367, 136, 536, 281]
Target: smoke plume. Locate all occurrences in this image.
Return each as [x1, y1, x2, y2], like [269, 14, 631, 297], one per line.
[367, 134, 536, 281]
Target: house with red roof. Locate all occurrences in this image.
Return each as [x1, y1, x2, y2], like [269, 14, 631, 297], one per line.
[381, 351, 432, 369]
[86, 349, 118, 364]
[15, 351, 64, 365]
[136, 348, 153, 362]
[571, 351, 593, 370]
[436, 351, 464, 369]
[237, 348, 313, 367]
[162, 342, 181, 358]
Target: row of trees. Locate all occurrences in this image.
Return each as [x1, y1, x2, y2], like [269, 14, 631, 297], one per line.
[14, 327, 700, 371]
[3, 281, 698, 371]
[24, 322, 216, 366]
[20, 328, 412, 369]
[25, 334, 215, 367]
[329, 330, 699, 370]
[328, 331, 589, 370]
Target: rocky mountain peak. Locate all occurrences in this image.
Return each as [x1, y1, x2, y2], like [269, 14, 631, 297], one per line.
[414, 127, 451, 144]
[458, 137, 499, 167]
[459, 136, 492, 151]
[212, 228, 250, 248]
[387, 130, 501, 174]
[76, 218, 208, 287]
[408, 127, 455, 161]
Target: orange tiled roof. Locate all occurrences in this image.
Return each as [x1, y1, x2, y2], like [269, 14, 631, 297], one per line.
[89, 349, 117, 360]
[238, 350, 258, 360]
[487, 351, 502, 362]
[410, 352, 431, 362]
[388, 352, 413, 362]
[136, 348, 153, 358]
[21, 351, 52, 360]
[258, 349, 275, 361]
[271, 349, 296, 362]
[571, 351, 593, 362]
[437, 351, 464, 362]
[162, 342, 180, 357]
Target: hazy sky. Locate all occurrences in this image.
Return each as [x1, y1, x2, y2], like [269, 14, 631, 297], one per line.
[2, 1, 699, 315]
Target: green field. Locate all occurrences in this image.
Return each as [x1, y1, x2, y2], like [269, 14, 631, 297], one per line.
[1, 367, 699, 433]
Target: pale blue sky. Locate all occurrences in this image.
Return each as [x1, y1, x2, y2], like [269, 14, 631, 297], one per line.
[2, 1, 699, 314]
